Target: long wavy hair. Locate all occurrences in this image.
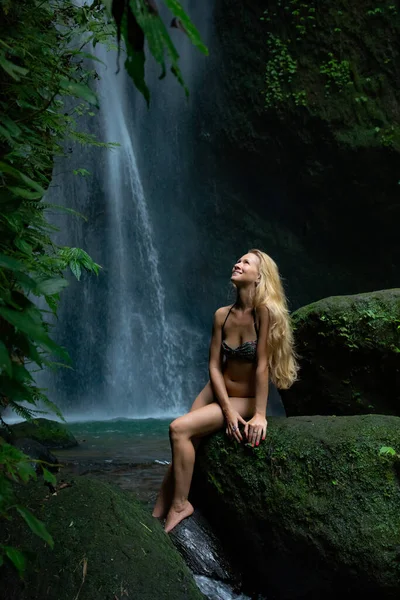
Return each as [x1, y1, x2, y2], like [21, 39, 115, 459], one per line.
[247, 249, 299, 389]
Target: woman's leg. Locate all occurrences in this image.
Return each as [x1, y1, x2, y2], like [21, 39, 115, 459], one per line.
[152, 381, 214, 518]
[164, 396, 255, 533]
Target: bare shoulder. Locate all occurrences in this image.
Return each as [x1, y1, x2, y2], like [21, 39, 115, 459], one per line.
[255, 305, 270, 322]
[214, 305, 232, 324]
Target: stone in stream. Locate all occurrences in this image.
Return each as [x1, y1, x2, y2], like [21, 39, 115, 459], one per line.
[193, 415, 400, 600]
[12, 438, 59, 473]
[1, 476, 204, 600]
[281, 289, 400, 417]
[170, 510, 241, 586]
[1, 417, 78, 449]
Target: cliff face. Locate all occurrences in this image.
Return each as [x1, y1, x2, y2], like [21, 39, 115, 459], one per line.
[208, 0, 400, 305]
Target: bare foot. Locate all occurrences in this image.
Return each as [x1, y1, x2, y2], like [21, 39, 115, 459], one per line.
[152, 495, 169, 519]
[164, 501, 194, 533]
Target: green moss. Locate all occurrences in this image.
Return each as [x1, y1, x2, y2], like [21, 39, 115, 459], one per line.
[260, 0, 400, 150]
[282, 289, 400, 417]
[194, 415, 400, 598]
[1, 477, 203, 600]
[4, 418, 78, 449]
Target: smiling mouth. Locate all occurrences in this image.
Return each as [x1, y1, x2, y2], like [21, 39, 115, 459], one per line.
[232, 270, 242, 274]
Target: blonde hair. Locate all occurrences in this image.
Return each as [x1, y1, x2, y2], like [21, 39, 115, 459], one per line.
[248, 249, 299, 389]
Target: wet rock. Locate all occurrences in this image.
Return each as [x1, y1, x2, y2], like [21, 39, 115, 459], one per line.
[170, 510, 240, 585]
[12, 438, 59, 472]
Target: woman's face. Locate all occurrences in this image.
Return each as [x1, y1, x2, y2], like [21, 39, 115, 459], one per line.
[231, 253, 260, 286]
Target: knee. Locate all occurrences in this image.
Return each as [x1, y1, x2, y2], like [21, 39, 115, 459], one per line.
[169, 416, 188, 440]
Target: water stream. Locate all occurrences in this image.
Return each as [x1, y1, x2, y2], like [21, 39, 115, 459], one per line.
[42, 2, 212, 418]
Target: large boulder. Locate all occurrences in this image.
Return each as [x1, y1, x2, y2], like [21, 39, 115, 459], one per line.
[281, 289, 400, 416]
[193, 415, 400, 600]
[1, 476, 204, 600]
[2, 418, 78, 449]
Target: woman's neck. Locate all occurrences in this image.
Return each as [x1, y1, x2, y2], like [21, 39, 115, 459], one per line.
[235, 287, 255, 311]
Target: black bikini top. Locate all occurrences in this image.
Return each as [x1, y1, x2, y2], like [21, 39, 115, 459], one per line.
[221, 305, 258, 363]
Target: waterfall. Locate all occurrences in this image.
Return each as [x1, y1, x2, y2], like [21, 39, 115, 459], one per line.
[41, 2, 213, 420]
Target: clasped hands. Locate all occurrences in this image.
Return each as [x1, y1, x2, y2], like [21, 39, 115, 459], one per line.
[224, 408, 267, 447]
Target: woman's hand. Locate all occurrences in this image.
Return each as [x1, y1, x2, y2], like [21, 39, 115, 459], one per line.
[244, 414, 268, 447]
[224, 408, 247, 443]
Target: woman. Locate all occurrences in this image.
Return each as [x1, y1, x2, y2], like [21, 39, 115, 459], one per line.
[152, 249, 298, 533]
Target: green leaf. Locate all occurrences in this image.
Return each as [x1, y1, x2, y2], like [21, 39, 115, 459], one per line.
[25, 340, 43, 366]
[132, 3, 168, 77]
[44, 203, 87, 221]
[42, 467, 57, 485]
[74, 51, 107, 66]
[35, 277, 69, 296]
[4, 546, 27, 575]
[0, 123, 13, 141]
[69, 260, 82, 281]
[379, 446, 397, 456]
[0, 253, 24, 272]
[0, 161, 45, 194]
[9, 187, 43, 200]
[124, 50, 150, 106]
[0, 306, 69, 360]
[16, 460, 37, 483]
[15, 506, 54, 548]
[11, 363, 34, 384]
[0, 376, 35, 404]
[13, 270, 39, 292]
[14, 238, 33, 255]
[164, 0, 208, 55]
[0, 341, 12, 376]
[0, 51, 29, 80]
[72, 168, 91, 178]
[0, 115, 22, 138]
[60, 79, 99, 107]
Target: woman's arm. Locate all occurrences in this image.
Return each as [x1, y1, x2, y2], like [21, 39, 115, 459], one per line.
[245, 305, 270, 446]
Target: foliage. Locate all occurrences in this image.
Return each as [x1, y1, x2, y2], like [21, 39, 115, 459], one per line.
[260, 0, 400, 149]
[0, 0, 110, 431]
[0, 439, 56, 574]
[0, 0, 115, 575]
[319, 54, 352, 94]
[264, 33, 307, 108]
[105, 0, 208, 105]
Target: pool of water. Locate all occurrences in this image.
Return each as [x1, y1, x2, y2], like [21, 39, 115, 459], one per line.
[53, 418, 171, 504]
[52, 418, 261, 600]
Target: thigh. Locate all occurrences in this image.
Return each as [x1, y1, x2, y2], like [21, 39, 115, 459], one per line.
[174, 402, 225, 439]
[229, 396, 257, 420]
[175, 396, 256, 440]
[190, 380, 215, 412]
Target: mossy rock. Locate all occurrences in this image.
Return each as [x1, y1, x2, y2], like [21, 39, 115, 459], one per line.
[281, 289, 400, 416]
[3, 418, 78, 449]
[1, 476, 204, 600]
[193, 415, 400, 599]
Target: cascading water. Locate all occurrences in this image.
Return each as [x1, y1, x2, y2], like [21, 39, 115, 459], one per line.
[98, 41, 201, 418]
[41, 3, 213, 419]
